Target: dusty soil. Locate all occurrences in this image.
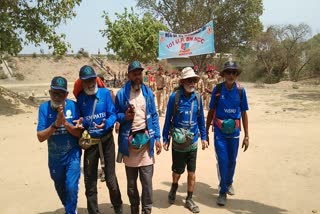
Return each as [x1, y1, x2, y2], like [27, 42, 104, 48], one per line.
[0, 58, 319, 214]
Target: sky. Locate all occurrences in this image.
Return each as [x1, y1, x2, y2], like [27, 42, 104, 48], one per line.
[21, 0, 320, 54]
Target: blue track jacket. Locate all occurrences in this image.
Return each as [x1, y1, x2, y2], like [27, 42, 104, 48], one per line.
[76, 88, 116, 138]
[115, 81, 161, 157]
[162, 88, 207, 145]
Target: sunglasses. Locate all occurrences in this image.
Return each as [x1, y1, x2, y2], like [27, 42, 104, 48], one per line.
[185, 78, 198, 83]
[225, 70, 238, 75]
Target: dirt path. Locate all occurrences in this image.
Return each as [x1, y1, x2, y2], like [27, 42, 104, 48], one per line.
[0, 82, 319, 213]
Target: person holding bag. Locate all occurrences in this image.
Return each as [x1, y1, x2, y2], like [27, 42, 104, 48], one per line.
[162, 67, 208, 213]
[75, 65, 123, 214]
[206, 61, 250, 206]
[115, 61, 162, 214]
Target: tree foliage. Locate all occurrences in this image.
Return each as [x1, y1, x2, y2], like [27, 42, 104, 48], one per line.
[0, 0, 81, 57]
[136, 0, 263, 70]
[304, 33, 320, 78]
[251, 24, 312, 82]
[101, 7, 168, 64]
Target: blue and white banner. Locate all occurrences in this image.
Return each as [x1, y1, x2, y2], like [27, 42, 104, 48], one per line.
[158, 21, 215, 59]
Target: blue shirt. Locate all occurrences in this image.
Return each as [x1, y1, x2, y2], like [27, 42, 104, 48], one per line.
[162, 88, 207, 145]
[209, 83, 249, 137]
[76, 88, 116, 138]
[37, 99, 81, 166]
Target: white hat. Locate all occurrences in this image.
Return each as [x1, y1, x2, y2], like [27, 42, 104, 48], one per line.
[180, 67, 200, 81]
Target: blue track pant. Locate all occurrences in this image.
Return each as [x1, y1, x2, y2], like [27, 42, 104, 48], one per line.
[214, 134, 239, 194]
[49, 157, 81, 214]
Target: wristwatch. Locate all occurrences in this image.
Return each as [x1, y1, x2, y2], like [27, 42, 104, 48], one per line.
[51, 122, 59, 129]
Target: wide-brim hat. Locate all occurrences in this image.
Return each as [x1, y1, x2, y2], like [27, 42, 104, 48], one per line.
[220, 61, 242, 76]
[180, 67, 200, 82]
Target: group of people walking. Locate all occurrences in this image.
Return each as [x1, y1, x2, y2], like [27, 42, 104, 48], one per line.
[36, 60, 250, 214]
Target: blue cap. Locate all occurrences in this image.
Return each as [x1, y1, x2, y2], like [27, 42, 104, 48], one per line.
[128, 61, 144, 73]
[51, 76, 68, 92]
[79, 65, 97, 80]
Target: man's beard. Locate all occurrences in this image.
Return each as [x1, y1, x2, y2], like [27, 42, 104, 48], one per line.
[51, 101, 64, 110]
[131, 81, 141, 91]
[84, 84, 98, 95]
[183, 85, 195, 93]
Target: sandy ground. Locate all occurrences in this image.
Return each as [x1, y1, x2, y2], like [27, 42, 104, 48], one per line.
[0, 63, 320, 214]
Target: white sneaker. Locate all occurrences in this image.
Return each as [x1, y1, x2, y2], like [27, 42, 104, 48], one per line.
[227, 185, 235, 195]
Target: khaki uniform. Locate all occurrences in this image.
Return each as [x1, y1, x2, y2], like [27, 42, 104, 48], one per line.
[155, 73, 166, 116]
[164, 75, 171, 110]
[170, 76, 179, 92]
[148, 74, 156, 91]
[196, 78, 205, 94]
[204, 77, 218, 110]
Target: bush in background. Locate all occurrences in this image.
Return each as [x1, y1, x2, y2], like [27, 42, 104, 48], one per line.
[13, 72, 25, 81]
[53, 55, 64, 62]
[0, 70, 8, 79]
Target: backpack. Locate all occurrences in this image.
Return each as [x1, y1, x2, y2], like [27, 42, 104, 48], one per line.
[172, 87, 201, 119]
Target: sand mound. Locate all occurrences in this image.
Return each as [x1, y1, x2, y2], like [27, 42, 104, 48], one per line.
[12, 56, 129, 82]
[0, 86, 37, 115]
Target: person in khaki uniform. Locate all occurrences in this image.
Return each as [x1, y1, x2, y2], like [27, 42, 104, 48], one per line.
[148, 72, 156, 92]
[170, 73, 179, 92]
[194, 66, 205, 96]
[155, 66, 166, 116]
[201, 72, 208, 104]
[204, 66, 218, 110]
[164, 71, 171, 111]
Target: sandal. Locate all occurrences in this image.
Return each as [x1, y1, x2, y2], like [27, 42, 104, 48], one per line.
[185, 198, 200, 213]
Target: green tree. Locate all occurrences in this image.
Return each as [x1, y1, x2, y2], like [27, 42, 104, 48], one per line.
[252, 24, 312, 82]
[101, 7, 168, 63]
[0, 0, 81, 57]
[136, 0, 263, 70]
[303, 33, 320, 78]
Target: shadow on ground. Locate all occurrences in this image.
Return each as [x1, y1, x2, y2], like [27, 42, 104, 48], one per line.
[39, 203, 130, 214]
[155, 181, 287, 214]
[286, 91, 320, 101]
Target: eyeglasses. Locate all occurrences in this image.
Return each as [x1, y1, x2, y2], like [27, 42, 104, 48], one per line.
[50, 90, 67, 98]
[185, 78, 198, 83]
[225, 70, 237, 75]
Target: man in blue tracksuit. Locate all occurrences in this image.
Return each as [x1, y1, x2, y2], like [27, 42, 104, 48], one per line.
[37, 76, 82, 214]
[76, 65, 123, 214]
[163, 67, 208, 213]
[115, 61, 162, 214]
[206, 61, 250, 206]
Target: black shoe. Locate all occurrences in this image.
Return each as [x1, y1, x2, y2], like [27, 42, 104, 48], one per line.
[168, 189, 176, 204]
[114, 205, 123, 214]
[216, 193, 227, 206]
